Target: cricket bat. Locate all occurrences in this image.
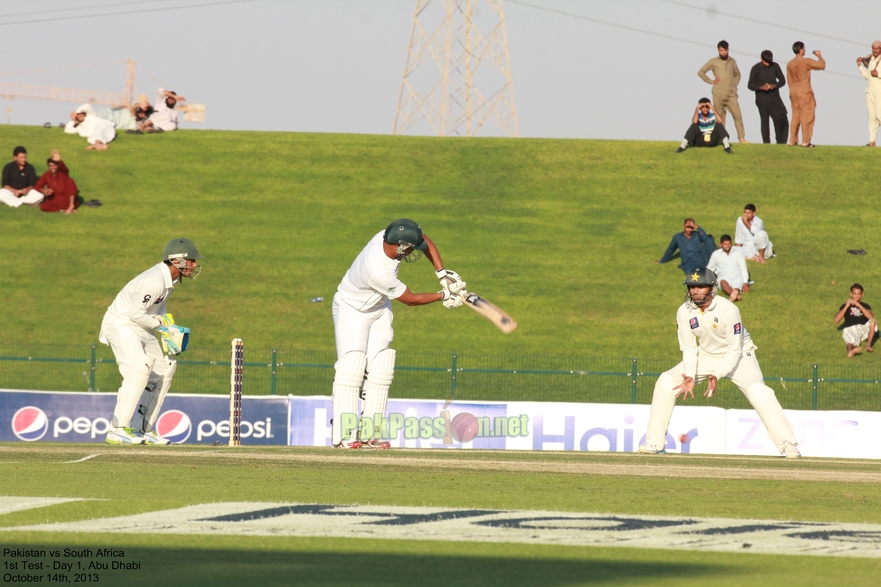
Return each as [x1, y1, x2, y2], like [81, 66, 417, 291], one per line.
[459, 291, 518, 334]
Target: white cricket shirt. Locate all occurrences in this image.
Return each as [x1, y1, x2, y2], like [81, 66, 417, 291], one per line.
[102, 263, 175, 331]
[336, 232, 407, 312]
[676, 294, 757, 380]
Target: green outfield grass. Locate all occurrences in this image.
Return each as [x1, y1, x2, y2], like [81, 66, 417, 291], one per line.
[1, 445, 880, 586]
[2, 127, 881, 367]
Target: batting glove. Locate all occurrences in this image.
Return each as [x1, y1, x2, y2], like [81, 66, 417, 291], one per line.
[436, 268, 466, 294]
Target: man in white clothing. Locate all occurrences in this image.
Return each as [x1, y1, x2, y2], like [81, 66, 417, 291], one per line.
[858, 41, 881, 146]
[332, 219, 465, 449]
[64, 105, 116, 150]
[136, 89, 185, 132]
[708, 235, 750, 302]
[99, 238, 203, 445]
[735, 203, 774, 263]
[638, 268, 800, 458]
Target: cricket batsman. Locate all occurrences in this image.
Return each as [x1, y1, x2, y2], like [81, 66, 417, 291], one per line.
[332, 219, 465, 449]
[639, 268, 801, 458]
[100, 237, 203, 445]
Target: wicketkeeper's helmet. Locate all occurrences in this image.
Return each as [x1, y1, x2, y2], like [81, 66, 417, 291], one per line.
[384, 218, 428, 263]
[163, 237, 203, 279]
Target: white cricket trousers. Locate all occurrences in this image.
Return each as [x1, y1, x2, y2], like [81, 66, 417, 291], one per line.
[868, 89, 881, 143]
[332, 293, 394, 369]
[100, 319, 174, 390]
[0, 188, 43, 207]
[644, 350, 797, 452]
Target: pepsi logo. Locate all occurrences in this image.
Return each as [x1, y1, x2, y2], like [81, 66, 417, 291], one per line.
[156, 410, 192, 443]
[12, 406, 49, 441]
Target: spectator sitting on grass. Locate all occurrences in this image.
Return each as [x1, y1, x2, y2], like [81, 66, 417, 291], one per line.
[835, 284, 877, 358]
[36, 150, 81, 215]
[676, 98, 734, 154]
[131, 89, 185, 133]
[97, 95, 154, 131]
[0, 146, 43, 208]
[64, 104, 116, 150]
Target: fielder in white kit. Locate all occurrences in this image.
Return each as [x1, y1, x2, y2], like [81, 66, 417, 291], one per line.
[100, 237, 203, 445]
[639, 268, 801, 458]
[332, 219, 465, 449]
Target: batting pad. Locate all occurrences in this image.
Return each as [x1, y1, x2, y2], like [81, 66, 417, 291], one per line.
[136, 359, 177, 433]
[111, 357, 154, 428]
[332, 351, 367, 445]
[156, 324, 190, 356]
[362, 349, 396, 439]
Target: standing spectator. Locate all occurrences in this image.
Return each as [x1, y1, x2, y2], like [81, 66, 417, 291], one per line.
[747, 50, 789, 144]
[35, 150, 80, 214]
[735, 204, 774, 263]
[835, 284, 876, 358]
[657, 218, 715, 275]
[786, 42, 825, 147]
[857, 41, 881, 147]
[708, 235, 750, 302]
[698, 40, 748, 143]
[676, 98, 733, 153]
[64, 104, 116, 150]
[0, 146, 43, 208]
[134, 89, 185, 133]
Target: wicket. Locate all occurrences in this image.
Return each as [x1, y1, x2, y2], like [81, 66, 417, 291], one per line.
[229, 338, 243, 446]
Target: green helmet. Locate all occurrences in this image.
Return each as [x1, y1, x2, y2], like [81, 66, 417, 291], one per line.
[683, 268, 717, 287]
[384, 218, 428, 262]
[163, 237, 203, 279]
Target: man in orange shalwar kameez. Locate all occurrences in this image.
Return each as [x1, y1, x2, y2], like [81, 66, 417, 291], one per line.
[786, 41, 825, 147]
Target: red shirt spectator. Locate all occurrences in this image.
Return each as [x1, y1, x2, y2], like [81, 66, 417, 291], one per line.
[36, 159, 79, 214]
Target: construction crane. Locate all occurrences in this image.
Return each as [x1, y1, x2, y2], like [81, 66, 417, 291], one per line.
[0, 60, 205, 122]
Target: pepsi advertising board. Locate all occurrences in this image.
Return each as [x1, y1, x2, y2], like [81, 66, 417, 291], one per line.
[0, 390, 288, 445]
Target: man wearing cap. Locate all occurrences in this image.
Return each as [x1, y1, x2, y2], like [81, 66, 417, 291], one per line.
[331, 219, 465, 449]
[0, 146, 43, 207]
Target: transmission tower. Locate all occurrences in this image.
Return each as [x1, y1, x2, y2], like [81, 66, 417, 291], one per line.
[393, 0, 519, 137]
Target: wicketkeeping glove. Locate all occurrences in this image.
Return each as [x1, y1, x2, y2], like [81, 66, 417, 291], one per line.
[436, 267, 466, 295]
[156, 324, 190, 356]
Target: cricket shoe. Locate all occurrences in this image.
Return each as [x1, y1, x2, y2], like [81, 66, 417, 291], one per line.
[139, 431, 171, 445]
[782, 442, 802, 459]
[105, 426, 145, 445]
[361, 439, 391, 449]
[333, 440, 363, 449]
[637, 444, 666, 455]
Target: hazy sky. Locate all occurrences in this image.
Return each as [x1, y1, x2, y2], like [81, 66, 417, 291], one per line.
[1, 0, 878, 146]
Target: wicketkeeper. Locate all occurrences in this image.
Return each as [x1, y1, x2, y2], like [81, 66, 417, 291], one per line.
[331, 219, 464, 449]
[99, 237, 202, 445]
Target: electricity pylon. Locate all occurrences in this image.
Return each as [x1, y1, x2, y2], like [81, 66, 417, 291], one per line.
[393, 0, 519, 137]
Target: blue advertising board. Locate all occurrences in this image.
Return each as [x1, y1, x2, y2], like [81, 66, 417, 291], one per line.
[0, 389, 288, 445]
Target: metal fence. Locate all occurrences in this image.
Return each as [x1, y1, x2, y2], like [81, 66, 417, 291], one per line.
[1, 343, 880, 411]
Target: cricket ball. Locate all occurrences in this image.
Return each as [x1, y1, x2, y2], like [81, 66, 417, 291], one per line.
[451, 412, 479, 443]
[680, 433, 689, 444]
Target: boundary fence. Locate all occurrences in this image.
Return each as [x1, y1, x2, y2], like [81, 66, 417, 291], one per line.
[1, 344, 880, 411]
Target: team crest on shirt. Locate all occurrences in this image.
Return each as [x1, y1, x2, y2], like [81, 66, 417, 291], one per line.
[387, 286, 396, 293]
[689, 317, 699, 329]
[734, 323, 742, 334]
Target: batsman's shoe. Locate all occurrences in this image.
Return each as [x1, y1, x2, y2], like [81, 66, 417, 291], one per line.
[782, 442, 802, 459]
[637, 444, 667, 455]
[140, 431, 171, 445]
[105, 426, 145, 445]
[333, 440, 363, 449]
[362, 439, 391, 450]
